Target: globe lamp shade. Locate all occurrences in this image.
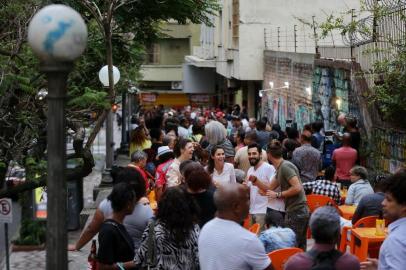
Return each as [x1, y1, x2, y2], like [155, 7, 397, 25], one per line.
[27, 4, 87, 62]
[98, 65, 120, 87]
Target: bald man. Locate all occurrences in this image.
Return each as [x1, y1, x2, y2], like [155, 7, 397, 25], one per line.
[292, 130, 322, 183]
[337, 113, 347, 127]
[332, 133, 357, 188]
[198, 184, 272, 270]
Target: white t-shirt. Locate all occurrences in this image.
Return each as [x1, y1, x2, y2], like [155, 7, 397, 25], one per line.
[199, 218, 271, 270]
[247, 162, 279, 214]
[268, 179, 285, 212]
[178, 126, 190, 138]
[212, 162, 236, 186]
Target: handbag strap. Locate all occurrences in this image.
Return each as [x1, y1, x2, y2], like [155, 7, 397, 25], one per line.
[146, 220, 157, 267]
[146, 220, 157, 265]
[104, 220, 134, 251]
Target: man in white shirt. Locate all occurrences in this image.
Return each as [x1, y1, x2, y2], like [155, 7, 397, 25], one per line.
[235, 131, 268, 173]
[199, 184, 272, 270]
[246, 143, 280, 231]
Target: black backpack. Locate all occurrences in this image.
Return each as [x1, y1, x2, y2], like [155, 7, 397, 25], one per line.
[306, 249, 343, 270]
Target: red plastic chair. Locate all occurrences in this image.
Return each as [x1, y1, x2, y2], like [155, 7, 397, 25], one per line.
[339, 215, 378, 252]
[249, 223, 260, 235]
[268, 247, 303, 270]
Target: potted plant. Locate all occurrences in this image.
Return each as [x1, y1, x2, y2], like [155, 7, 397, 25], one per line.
[12, 219, 46, 251]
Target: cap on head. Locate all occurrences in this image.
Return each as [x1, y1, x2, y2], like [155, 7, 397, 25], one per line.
[310, 206, 340, 244]
[157, 146, 172, 158]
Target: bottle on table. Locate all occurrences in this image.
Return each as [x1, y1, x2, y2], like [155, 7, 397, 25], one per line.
[375, 211, 385, 236]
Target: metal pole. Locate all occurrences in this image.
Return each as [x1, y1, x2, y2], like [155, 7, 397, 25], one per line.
[5, 223, 10, 270]
[128, 95, 132, 137]
[102, 109, 114, 185]
[120, 92, 128, 153]
[41, 61, 72, 270]
[312, 16, 319, 55]
[350, 9, 355, 60]
[277, 27, 280, 50]
[294, 25, 297, 52]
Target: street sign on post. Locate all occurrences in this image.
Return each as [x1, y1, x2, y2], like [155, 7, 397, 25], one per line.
[0, 198, 12, 270]
[0, 198, 12, 223]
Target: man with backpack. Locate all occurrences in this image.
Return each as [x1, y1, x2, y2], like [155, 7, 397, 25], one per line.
[154, 146, 175, 201]
[285, 206, 360, 270]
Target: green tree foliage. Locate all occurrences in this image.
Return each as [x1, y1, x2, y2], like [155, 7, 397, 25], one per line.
[298, 0, 406, 128]
[0, 0, 219, 196]
[372, 51, 406, 127]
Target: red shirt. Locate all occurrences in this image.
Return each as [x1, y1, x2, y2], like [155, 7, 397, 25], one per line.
[285, 243, 360, 270]
[332, 146, 357, 180]
[155, 159, 174, 188]
[127, 164, 150, 190]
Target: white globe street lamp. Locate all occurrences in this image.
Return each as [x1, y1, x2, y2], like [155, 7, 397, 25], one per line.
[98, 65, 120, 185]
[27, 4, 87, 270]
[28, 4, 87, 62]
[98, 65, 120, 87]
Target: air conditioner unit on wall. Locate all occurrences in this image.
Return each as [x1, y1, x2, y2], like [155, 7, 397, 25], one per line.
[225, 49, 234, 61]
[171, 81, 183, 90]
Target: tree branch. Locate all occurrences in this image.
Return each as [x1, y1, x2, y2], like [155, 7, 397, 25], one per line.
[85, 109, 109, 150]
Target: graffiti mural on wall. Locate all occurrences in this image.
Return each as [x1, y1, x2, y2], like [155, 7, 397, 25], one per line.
[261, 92, 312, 131]
[296, 105, 311, 132]
[312, 67, 350, 131]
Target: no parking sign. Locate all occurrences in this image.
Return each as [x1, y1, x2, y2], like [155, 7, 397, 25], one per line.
[0, 198, 12, 223]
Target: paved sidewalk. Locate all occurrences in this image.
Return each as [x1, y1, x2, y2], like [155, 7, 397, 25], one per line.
[3, 154, 131, 270]
[5, 238, 91, 270]
[3, 167, 99, 270]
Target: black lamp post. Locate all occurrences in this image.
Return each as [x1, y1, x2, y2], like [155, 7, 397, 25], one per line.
[28, 4, 87, 270]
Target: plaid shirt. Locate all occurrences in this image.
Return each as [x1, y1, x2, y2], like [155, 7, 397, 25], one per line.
[302, 180, 341, 205]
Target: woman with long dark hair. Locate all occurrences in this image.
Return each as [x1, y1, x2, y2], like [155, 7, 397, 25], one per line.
[185, 165, 217, 228]
[134, 187, 200, 269]
[207, 145, 236, 187]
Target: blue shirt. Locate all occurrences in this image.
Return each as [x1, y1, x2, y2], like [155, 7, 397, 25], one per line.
[379, 217, 406, 270]
[258, 226, 296, 253]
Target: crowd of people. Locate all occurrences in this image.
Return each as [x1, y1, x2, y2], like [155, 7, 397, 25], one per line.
[69, 105, 406, 270]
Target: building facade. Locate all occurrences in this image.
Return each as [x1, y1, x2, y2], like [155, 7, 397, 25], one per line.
[138, 21, 204, 108]
[185, 0, 360, 117]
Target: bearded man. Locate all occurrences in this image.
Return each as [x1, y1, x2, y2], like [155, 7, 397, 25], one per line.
[244, 143, 279, 232]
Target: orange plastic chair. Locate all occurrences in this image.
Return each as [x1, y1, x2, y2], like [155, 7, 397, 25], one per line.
[268, 247, 303, 270]
[306, 194, 339, 213]
[339, 215, 378, 252]
[243, 216, 251, 229]
[249, 223, 260, 235]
